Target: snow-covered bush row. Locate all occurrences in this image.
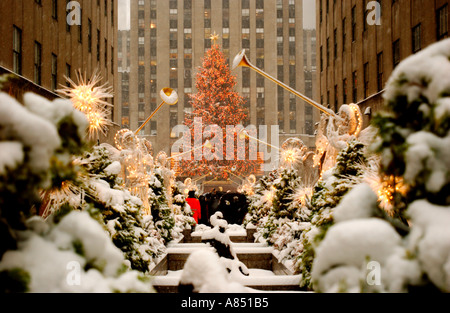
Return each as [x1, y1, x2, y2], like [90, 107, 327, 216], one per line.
[245, 39, 450, 293]
[79, 145, 167, 273]
[312, 39, 450, 293]
[0, 211, 152, 293]
[0, 92, 153, 292]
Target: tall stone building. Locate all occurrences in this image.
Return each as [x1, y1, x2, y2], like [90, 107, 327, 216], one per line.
[317, 0, 449, 128]
[119, 0, 319, 157]
[0, 0, 119, 127]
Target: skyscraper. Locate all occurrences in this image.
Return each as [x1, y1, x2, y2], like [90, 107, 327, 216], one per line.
[0, 0, 119, 142]
[317, 0, 449, 128]
[119, 0, 318, 158]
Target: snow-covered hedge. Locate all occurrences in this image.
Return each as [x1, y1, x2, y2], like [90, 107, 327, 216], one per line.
[0, 91, 152, 292]
[0, 211, 152, 293]
[312, 39, 450, 293]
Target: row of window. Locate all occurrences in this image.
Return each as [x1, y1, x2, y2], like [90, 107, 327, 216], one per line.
[320, 4, 448, 106]
[128, 0, 312, 135]
[13, 30, 114, 92]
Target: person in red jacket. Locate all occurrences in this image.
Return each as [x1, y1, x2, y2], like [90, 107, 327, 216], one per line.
[186, 190, 201, 224]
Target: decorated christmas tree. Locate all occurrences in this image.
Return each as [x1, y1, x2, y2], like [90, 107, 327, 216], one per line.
[177, 41, 259, 180]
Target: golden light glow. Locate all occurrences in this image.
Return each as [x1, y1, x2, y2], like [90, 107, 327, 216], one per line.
[281, 149, 298, 165]
[293, 187, 313, 206]
[349, 103, 363, 137]
[368, 175, 407, 216]
[210, 31, 220, 44]
[57, 70, 113, 140]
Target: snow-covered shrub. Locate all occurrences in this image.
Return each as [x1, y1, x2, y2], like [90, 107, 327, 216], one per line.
[149, 168, 176, 244]
[297, 140, 368, 288]
[171, 182, 196, 233]
[79, 145, 166, 273]
[312, 39, 450, 293]
[178, 249, 249, 293]
[244, 169, 314, 274]
[407, 201, 450, 292]
[373, 38, 450, 207]
[0, 91, 88, 259]
[0, 211, 152, 293]
[311, 184, 421, 293]
[244, 171, 278, 228]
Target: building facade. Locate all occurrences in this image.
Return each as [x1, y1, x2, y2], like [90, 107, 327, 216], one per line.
[118, 0, 319, 158]
[0, 0, 119, 128]
[317, 0, 450, 128]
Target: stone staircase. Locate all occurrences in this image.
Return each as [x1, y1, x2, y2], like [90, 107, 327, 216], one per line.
[150, 228, 306, 293]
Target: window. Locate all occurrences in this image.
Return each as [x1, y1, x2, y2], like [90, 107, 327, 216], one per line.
[393, 39, 400, 68]
[88, 19, 92, 53]
[111, 46, 114, 74]
[242, 68, 250, 88]
[78, 8, 83, 43]
[105, 39, 108, 68]
[334, 85, 338, 111]
[437, 4, 448, 40]
[52, 0, 58, 20]
[34, 41, 42, 85]
[66, 63, 71, 87]
[352, 71, 357, 103]
[51, 54, 58, 91]
[364, 63, 369, 98]
[352, 5, 357, 42]
[343, 78, 348, 104]
[66, 0, 71, 32]
[320, 46, 323, 72]
[412, 24, 421, 53]
[97, 29, 101, 61]
[377, 52, 384, 92]
[326, 37, 330, 66]
[150, 121, 157, 136]
[334, 28, 337, 59]
[342, 18, 346, 52]
[13, 26, 22, 75]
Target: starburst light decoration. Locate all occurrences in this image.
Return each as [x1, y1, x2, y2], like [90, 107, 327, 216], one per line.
[57, 70, 114, 140]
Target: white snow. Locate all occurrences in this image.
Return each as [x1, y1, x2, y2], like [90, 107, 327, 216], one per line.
[407, 200, 450, 292]
[23, 93, 88, 140]
[333, 184, 378, 223]
[312, 218, 421, 293]
[404, 131, 450, 193]
[0, 93, 61, 177]
[90, 178, 128, 208]
[104, 161, 122, 176]
[0, 141, 24, 174]
[0, 212, 152, 293]
[48, 211, 125, 276]
[179, 249, 249, 293]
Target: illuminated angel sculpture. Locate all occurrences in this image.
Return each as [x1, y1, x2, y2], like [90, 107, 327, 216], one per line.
[115, 129, 154, 214]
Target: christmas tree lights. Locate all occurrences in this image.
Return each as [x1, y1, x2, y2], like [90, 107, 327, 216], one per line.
[177, 43, 259, 180]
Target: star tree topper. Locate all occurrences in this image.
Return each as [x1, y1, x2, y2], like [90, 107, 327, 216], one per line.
[210, 31, 220, 45]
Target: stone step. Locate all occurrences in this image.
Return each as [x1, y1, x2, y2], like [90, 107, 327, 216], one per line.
[181, 227, 257, 244]
[150, 243, 306, 293]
